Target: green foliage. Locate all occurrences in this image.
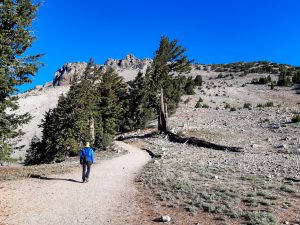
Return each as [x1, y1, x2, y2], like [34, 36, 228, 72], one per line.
[251, 76, 271, 85]
[26, 36, 193, 164]
[24, 135, 42, 165]
[224, 103, 231, 109]
[292, 71, 300, 84]
[184, 76, 195, 95]
[195, 102, 201, 108]
[243, 211, 278, 225]
[0, 141, 11, 162]
[217, 73, 223, 78]
[291, 114, 300, 123]
[277, 72, 291, 86]
[0, 0, 42, 161]
[257, 102, 274, 108]
[244, 103, 252, 109]
[202, 103, 210, 108]
[125, 36, 192, 130]
[95, 133, 114, 149]
[194, 75, 203, 86]
[26, 60, 127, 163]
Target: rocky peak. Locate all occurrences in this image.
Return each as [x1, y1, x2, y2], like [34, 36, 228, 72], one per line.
[52, 54, 152, 86]
[53, 62, 87, 86]
[104, 54, 151, 70]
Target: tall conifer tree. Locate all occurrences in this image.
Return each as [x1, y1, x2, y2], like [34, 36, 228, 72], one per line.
[0, 0, 42, 161]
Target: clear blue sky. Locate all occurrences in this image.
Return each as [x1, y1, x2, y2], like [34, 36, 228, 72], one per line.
[21, 0, 300, 91]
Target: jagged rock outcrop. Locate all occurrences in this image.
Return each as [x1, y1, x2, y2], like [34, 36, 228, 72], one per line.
[104, 54, 151, 70]
[53, 62, 87, 86]
[52, 54, 152, 86]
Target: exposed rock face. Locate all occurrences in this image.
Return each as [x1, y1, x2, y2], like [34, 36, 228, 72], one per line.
[52, 54, 152, 86]
[53, 62, 87, 86]
[104, 54, 151, 70]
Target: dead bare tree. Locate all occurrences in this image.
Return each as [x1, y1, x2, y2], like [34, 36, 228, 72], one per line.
[158, 88, 168, 133]
[89, 117, 95, 145]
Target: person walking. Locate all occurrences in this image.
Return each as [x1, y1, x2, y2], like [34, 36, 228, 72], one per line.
[80, 142, 94, 183]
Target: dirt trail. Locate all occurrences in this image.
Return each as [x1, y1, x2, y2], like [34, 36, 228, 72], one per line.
[0, 141, 151, 225]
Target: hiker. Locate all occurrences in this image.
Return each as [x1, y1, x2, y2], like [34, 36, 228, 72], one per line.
[80, 142, 94, 183]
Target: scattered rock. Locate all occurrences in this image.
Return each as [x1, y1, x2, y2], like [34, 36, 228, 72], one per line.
[251, 144, 260, 148]
[276, 144, 287, 149]
[161, 215, 171, 222]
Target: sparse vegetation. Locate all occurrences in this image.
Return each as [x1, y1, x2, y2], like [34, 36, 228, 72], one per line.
[291, 114, 300, 123]
[185, 76, 196, 95]
[257, 102, 274, 108]
[244, 103, 252, 109]
[137, 137, 298, 225]
[194, 75, 203, 86]
[224, 103, 231, 109]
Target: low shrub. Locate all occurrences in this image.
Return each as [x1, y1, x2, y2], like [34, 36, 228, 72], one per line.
[291, 114, 300, 123]
[257, 102, 274, 108]
[224, 103, 231, 109]
[244, 103, 252, 109]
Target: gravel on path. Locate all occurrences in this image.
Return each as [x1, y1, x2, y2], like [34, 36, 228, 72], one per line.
[0, 141, 151, 225]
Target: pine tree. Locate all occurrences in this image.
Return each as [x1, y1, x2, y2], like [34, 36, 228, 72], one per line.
[123, 36, 192, 132]
[96, 67, 127, 135]
[124, 71, 154, 130]
[26, 60, 102, 163]
[145, 36, 192, 116]
[0, 0, 42, 161]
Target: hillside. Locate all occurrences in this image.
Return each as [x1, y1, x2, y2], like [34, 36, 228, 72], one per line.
[10, 55, 300, 160]
[2, 55, 300, 224]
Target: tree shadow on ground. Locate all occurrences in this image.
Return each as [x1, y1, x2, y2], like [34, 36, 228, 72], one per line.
[29, 174, 82, 183]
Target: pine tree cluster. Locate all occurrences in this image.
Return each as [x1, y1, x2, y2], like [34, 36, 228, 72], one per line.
[26, 36, 195, 164]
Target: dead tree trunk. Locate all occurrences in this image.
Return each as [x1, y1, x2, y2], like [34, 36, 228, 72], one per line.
[89, 117, 95, 145]
[166, 131, 243, 152]
[158, 88, 167, 133]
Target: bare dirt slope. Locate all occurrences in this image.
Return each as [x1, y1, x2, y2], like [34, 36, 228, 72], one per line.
[0, 141, 151, 225]
[11, 86, 69, 160]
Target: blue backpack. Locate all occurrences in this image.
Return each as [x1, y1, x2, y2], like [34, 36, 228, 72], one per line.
[82, 147, 91, 164]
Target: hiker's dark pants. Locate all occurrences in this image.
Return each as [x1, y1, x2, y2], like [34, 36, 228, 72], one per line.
[82, 161, 92, 180]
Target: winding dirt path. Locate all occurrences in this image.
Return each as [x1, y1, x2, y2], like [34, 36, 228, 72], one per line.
[0, 141, 151, 225]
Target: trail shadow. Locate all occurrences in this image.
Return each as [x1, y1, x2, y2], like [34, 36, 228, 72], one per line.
[29, 174, 82, 183]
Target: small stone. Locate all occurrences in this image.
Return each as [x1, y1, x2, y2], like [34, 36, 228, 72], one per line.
[161, 215, 171, 222]
[251, 144, 259, 148]
[276, 144, 287, 149]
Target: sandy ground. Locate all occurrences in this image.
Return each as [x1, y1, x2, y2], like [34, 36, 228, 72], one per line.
[11, 86, 69, 160]
[0, 141, 151, 225]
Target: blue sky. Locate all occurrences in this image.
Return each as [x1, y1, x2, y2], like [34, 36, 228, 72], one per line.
[21, 0, 300, 91]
